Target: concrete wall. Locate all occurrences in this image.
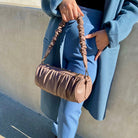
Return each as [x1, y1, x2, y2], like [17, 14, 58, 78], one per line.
[0, 4, 48, 114]
[0, 0, 41, 8]
[0, 4, 138, 138]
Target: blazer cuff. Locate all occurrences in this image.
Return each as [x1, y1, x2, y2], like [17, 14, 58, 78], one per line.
[103, 21, 119, 48]
[41, 0, 63, 17]
[50, 0, 63, 17]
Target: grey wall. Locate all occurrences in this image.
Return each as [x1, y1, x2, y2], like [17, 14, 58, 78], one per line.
[0, 0, 40, 8]
[0, 4, 49, 114]
[0, 4, 138, 138]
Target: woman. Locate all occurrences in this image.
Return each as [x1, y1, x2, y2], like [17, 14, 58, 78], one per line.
[41, 0, 138, 137]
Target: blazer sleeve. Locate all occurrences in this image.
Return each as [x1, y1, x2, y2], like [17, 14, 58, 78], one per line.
[103, 0, 138, 48]
[41, 0, 62, 17]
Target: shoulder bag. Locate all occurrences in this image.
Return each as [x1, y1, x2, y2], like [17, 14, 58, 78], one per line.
[35, 16, 92, 103]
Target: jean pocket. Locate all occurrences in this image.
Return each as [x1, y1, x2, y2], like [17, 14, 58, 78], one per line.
[86, 37, 98, 56]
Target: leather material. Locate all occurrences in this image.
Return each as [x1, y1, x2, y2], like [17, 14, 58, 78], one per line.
[35, 64, 92, 103]
[35, 16, 92, 103]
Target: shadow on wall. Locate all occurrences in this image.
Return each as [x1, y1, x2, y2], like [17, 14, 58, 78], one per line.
[0, 92, 54, 138]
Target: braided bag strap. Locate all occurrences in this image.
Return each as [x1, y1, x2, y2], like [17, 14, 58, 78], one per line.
[77, 16, 88, 75]
[41, 20, 66, 64]
[41, 16, 89, 76]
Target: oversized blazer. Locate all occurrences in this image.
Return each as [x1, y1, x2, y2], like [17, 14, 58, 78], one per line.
[40, 0, 138, 121]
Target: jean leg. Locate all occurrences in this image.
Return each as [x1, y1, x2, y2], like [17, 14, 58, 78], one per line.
[57, 98, 84, 138]
[56, 56, 83, 138]
[56, 6, 102, 138]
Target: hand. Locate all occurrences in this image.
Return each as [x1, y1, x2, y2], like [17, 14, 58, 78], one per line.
[85, 30, 109, 61]
[58, 0, 84, 22]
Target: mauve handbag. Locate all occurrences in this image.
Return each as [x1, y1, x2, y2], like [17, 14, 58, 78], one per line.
[35, 16, 92, 103]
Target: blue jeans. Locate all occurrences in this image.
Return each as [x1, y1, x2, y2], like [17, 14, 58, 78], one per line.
[52, 6, 103, 138]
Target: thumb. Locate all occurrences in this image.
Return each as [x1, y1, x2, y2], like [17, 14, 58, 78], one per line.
[85, 32, 97, 39]
[95, 50, 102, 61]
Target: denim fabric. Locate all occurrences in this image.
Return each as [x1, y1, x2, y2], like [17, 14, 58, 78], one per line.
[51, 6, 103, 138]
[41, 0, 138, 123]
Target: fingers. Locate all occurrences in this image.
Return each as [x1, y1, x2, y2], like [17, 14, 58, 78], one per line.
[85, 32, 97, 39]
[68, 8, 74, 20]
[67, 6, 83, 21]
[62, 13, 68, 22]
[73, 5, 79, 19]
[95, 50, 102, 61]
[60, 8, 79, 22]
[77, 6, 84, 16]
[59, 0, 84, 22]
[60, 5, 68, 22]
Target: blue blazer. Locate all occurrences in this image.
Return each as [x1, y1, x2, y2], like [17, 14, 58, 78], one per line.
[41, 0, 138, 121]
